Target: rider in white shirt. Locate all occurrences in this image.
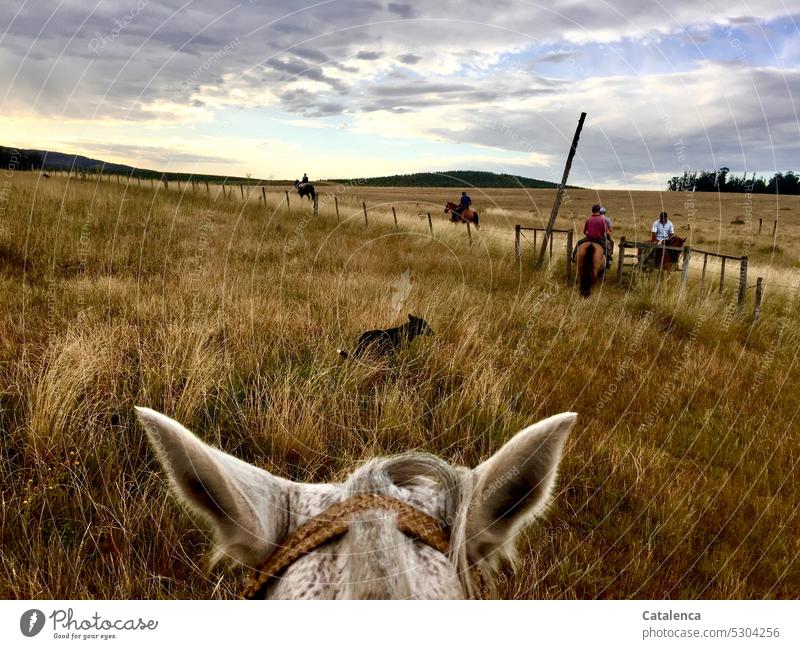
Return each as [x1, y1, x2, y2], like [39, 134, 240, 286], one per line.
[651, 211, 675, 242]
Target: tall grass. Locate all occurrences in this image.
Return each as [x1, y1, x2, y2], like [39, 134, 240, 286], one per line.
[0, 173, 797, 598]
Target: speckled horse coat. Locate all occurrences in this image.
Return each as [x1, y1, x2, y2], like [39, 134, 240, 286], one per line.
[135, 407, 576, 599]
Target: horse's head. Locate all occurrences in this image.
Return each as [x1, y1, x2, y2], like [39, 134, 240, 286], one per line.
[444, 201, 457, 213]
[136, 407, 575, 599]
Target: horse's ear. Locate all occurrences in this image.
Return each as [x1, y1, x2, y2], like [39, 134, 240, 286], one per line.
[135, 407, 290, 566]
[465, 412, 576, 570]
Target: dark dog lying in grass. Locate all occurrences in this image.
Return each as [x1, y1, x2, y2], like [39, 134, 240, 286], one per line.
[337, 314, 434, 359]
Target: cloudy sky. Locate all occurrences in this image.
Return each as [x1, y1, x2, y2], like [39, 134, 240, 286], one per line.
[1, 1, 799, 188]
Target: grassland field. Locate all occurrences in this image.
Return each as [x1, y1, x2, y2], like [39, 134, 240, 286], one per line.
[0, 171, 798, 599]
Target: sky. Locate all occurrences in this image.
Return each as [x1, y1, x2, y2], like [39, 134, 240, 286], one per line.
[1, 0, 799, 189]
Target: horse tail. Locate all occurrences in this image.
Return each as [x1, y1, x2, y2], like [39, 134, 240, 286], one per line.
[580, 244, 594, 297]
[473, 212, 479, 228]
[337, 348, 349, 359]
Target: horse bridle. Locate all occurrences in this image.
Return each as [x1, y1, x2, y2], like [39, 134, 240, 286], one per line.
[242, 492, 487, 599]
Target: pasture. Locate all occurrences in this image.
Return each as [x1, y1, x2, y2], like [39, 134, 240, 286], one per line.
[0, 171, 798, 599]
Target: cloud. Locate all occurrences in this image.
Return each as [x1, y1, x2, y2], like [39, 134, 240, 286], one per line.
[387, 3, 417, 19]
[397, 53, 422, 64]
[356, 50, 382, 60]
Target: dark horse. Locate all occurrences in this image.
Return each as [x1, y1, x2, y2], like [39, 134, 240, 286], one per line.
[293, 180, 316, 201]
[651, 235, 686, 272]
[444, 201, 480, 228]
[576, 240, 606, 297]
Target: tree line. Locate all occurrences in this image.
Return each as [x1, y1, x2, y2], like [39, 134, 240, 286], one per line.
[667, 167, 799, 194]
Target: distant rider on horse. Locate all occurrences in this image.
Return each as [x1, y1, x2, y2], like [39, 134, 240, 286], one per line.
[301, 173, 309, 185]
[651, 211, 674, 242]
[455, 191, 471, 215]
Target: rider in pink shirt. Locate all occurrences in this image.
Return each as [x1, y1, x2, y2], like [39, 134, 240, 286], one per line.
[584, 205, 609, 239]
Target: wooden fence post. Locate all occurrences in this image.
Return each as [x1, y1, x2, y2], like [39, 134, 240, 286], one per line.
[758, 218, 762, 235]
[163, 179, 168, 191]
[700, 253, 708, 292]
[285, 190, 290, 212]
[334, 196, 340, 221]
[313, 193, 318, 217]
[616, 237, 625, 283]
[116, 174, 120, 184]
[737, 256, 748, 312]
[362, 201, 368, 227]
[566, 228, 573, 281]
[515, 225, 521, 262]
[261, 186, 266, 207]
[205, 181, 209, 193]
[427, 212, 433, 235]
[150, 178, 154, 188]
[753, 277, 763, 320]
[191, 179, 196, 193]
[239, 184, 244, 199]
[773, 219, 777, 236]
[392, 206, 398, 229]
[680, 246, 691, 291]
[719, 257, 726, 295]
[137, 177, 141, 187]
[466, 220, 472, 245]
[222, 184, 226, 198]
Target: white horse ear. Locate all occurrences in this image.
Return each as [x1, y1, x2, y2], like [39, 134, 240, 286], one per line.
[135, 407, 290, 566]
[465, 412, 576, 569]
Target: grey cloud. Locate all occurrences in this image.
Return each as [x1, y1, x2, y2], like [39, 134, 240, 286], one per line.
[397, 53, 422, 64]
[387, 3, 417, 18]
[356, 50, 382, 60]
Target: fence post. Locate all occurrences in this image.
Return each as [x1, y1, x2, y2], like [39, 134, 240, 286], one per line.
[616, 236, 625, 283]
[334, 196, 340, 221]
[392, 206, 398, 229]
[758, 218, 762, 235]
[191, 179, 196, 193]
[150, 178, 154, 188]
[466, 220, 472, 245]
[163, 179, 169, 191]
[222, 184, 226, 198]
[313, 193, 318, 217]
[205, 181, 209, 193]
[515, 225, 521, 262]
[566, 228, 573, 281]
[362, 201, 368, 227]
[700, 253, 708, 292]
[719, 257, 726, 295]
[427, 212, 433, 235]
[680, 246, 691, 292]
[116, 174, 120, 184]
[753, 277, 763, 320]
[285, 190, 290, 213]
[773, 219, 777, 236]
[261, 186, 266, 206]
[137, 177, 141, 187]
[239, 184, 244, 199]
[737, 256, 748, 312]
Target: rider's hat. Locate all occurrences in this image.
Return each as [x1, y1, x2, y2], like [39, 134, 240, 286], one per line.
[599, 207, 606, 214]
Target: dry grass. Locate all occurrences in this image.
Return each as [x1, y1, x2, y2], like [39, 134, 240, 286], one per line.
[0, 172, 798, 599]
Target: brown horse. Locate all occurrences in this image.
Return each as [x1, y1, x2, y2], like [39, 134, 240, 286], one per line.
[444, 201, 480, 228]
[576, 240, 606, 297]
[651, 235, 686, 272]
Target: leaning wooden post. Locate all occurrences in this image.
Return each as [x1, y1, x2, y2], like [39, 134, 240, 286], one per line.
[392, 206, 398, 229]
[116, 174, 120, 184]
[427, 212, 433, 235]
[137, 176, 141, 187]
[680, 246, 691, 292]
[205, 180, 209, 193]
[566, 228, 573, 280]
[758, 218, 762, 235]
[362, 201, 368, 227]
[163, 178, 169, 191]
[616, 237, 626, 283]
[334, 196, 340, 221]
[719, 257, 726, 295]
[313, 193, 318, 217]
[261, 186, 266, 207]
[240, 184, 244, 199]
[222, 183, 227, 198]
[737, 256, 748, 313]
[150, 178, 154, 189]
[285, 190, 290, 212]
[191, 179, 196, 193]
[466, 220, 472, 245]
[753, 277, 763, 320]
[536, 111, 586, 269]
[515, 224, 521, 262]
[772, 219, 777, 236]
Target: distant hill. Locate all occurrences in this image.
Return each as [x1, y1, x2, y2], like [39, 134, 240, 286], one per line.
[329, 171, 569, 189]
[0, 145, 279, 185]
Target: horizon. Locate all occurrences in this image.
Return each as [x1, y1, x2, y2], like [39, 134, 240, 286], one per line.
[2, 2, 799, 190]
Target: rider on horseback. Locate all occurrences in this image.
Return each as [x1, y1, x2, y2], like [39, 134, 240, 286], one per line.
[651, 211, 674, 242]
[301, 173, 309, 185]
[455, 191, 471, 215]
[572, 204, 610, 265]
